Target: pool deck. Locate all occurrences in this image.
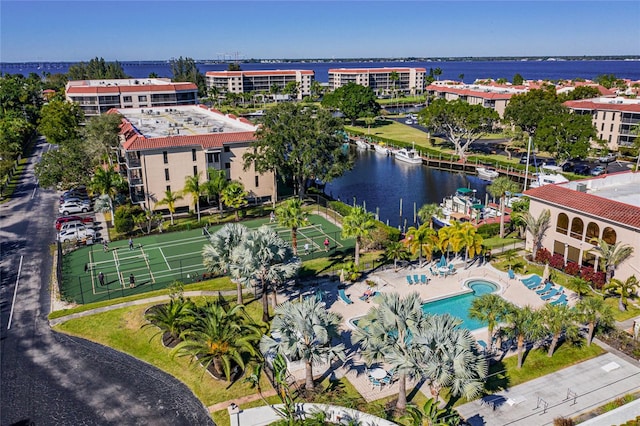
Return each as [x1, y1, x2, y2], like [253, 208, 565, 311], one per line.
[280, 259, 579, 403]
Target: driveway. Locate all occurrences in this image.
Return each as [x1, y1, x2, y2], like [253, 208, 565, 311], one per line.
[0, 138, 214, 425]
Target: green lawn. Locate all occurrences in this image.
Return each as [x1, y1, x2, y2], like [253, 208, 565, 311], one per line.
[346, 122, 433, 148]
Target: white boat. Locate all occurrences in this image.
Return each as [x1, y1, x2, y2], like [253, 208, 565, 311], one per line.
[355, 139, 370, 150]
[476, 166, 499, 181]
[528, 165, 569, 188]
[374, 143, 391, 156]
[394, 145, 422, 164]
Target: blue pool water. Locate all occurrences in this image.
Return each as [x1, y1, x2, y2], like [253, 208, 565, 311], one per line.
[421, 281, 498, 331]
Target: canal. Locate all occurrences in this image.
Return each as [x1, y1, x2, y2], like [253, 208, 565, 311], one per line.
[324, 149, 491, 230]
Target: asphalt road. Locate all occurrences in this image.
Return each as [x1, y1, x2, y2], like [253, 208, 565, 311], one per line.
[0, 138, 214, 426]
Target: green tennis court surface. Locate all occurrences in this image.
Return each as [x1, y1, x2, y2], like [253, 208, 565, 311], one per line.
[60, 214, 349, 304]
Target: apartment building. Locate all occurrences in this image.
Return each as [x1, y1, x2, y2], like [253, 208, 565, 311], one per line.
[205, 70, 314, 100]
[110, 105, 274, 212]
[327, 67, 426, 96]
[426, 83, 525, 118]
[564, 97, 640, 151]
[66, 78, 198, 116]
[524, 172, 640, 281]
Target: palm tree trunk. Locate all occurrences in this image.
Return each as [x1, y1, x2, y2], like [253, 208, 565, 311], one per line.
[169, 211, 175, 226]
[355, 238, 361, 266]
[499, 196, 505, 238]
[236, 282, 243, 305]
[619, 296, 626, 312]
[271, 285, 278, 309]
[517, 335, 525, 369]
[587, 322, 595, 346]
[218, 195, 224, 218]
[291, 229, 298, 255]
[305, 361, 314, 390]
[396, 373, 407, 410]
[487, 325, 494, 353]
[212, 357, 224, 378]
[548, 333, 560, 357]
[261, 280, 270, 322]
[196, 199, 201, 222]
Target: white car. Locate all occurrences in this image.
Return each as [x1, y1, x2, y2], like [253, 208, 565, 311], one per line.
[598, 153, 617, 163]
[57, 227, 96, 243]
[59, 222, 92, 233]
[59, 201, 92, 215]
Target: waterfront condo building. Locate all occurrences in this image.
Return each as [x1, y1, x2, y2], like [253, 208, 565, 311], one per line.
[524, 171, 640, 282]
[205, 70, 315, 101]
[564, 97, 640, 152]
[327, 67, 426, 96]
[66, 78, 198, 116]
[426, 83, 526, 118]
[110, 105, 274, 212]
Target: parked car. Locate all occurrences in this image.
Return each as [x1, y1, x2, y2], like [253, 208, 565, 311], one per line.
[598, 153, 617, 163]
[519, 156, 545, 166]
[591, 165, 606, 176]
[542, 158, 556, 166]
[55, 215, 94, 230]
[60, 195, 90, 204]
[561, 162, 575, 172]
[573, 164, 591, 175]
[59, 201, 92, 215]
[59, 222, 93, 233]
[57, 227, 96, 243]
[404, 119, 413, 125]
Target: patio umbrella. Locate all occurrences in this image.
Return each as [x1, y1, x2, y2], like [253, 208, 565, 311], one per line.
[542, 263, 550, 283]
[439, 255, 446, 268]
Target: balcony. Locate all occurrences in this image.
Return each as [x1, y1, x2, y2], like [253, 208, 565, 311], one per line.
[130, 189, 145, 204]
[126, 154, 141, 168]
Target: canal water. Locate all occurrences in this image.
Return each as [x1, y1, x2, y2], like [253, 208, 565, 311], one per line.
[324, 149, 490, 229]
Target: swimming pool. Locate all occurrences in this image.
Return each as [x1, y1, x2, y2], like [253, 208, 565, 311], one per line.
[421, 280, 498, 331]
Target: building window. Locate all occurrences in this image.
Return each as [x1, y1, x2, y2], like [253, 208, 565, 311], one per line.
[225, 162, 231, 169]
[123, 96, 132, 103]
[610, 123, 614, 132]
[207, 152, 220, 163]
[255, 176, 259, 187]
[567, 245, 580, 264]
[192, 149, 197, 161]
[570, 217, 584, 240]
[138, 95, 147, 102]
[600, 123, 604, 131]
[164, 168, 170, 181]
[193, 165, 198, 176]
[166, 185, 171, 192]
[556, 213, 569, 235]
[163, 151, 168, 164]
[602, 227, 617, 245]
[586, 222, 600, 241]
[224, 146, 230, 153]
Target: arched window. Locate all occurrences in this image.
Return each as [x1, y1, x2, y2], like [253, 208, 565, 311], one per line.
[602, 227, 617, 245]
[585, 222, 600, 242]
[556, 213, 569, 235]
[570, 218, 584, 240]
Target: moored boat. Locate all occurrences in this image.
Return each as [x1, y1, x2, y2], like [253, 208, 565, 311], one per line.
[394, 144, 422, 164]
[476, 166, 499, 181]
[374, 143, 391, 156]
[528, 165, 569, 188]
[355, 139, 370, 150]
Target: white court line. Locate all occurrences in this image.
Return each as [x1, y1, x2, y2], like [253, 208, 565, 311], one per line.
[7, 256, 24, 330]
[31, 187, 37, 199]
[158, 247, 171, 270]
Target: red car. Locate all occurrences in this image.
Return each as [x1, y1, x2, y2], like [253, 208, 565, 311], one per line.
[55, 215, 94, 230]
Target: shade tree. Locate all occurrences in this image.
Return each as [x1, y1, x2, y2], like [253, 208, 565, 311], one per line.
[321, 82, 381, 126]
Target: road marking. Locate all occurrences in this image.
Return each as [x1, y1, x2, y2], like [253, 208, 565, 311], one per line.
[7, 256, 24, 330]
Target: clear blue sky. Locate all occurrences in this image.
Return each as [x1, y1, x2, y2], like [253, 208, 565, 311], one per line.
[1, 1, 638, 62]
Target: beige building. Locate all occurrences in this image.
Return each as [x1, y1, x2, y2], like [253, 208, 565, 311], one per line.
[564, 97, 640, 151]
[111, 105, 274, 212]
[328, 67, 426, 96]
[66, 78, 198, 116]
[426, 83, 524, 118]
[524, 172, 640, 282]
[205, 70, 314, 100]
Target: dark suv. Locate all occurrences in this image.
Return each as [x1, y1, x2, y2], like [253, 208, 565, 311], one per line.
[573, 164, 591, 175]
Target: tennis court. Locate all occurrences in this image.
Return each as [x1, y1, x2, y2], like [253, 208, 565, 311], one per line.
[60, 214, 348, 304]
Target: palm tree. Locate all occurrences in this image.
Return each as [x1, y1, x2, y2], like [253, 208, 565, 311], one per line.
[575, 296, 614, 346]
[418, 314, 487, 402]
[570, 276, 594, 300]
[229, 226, 300, 322]
[589, 239, 634, 284]
[385, 241, 409, 271]
[502, 304, 545, 369]
[402, 398, 461, 426]
[142, 298, 194, 348]
[442, 221, 465, 258]
[341, 206, 376, 267]
[404, 223, 438, 266]
[183, 173, 203, 222]
[352, 292, 429, 411]
[201, 168, 228, 216]
[541, 304, 579, 357]
[469, 294, 509, 354]
[202, 223, 249, 304]
[487, 177, 521, 238]
[275, 198, 309, 256]
[458, 222, 483, 262]
[173, 300, 262, 381]
[433, 67, 443, 81]
[418, 203, 443, 229]
[90, 165, 125, 226]
[261, 297, 345, 391]
[221, 180, 248, 221]
[604, 275, 639, 311]
[156, 189, 183, 226]
[389, 71, 400, 109]
[522, 209, 551, 260]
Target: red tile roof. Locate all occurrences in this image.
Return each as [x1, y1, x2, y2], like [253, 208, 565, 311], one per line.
[524, 184, 640, 229]
[426, 85, 514, 100]
[563, 99, 640, 113]
[206, 70, 314, 77]
[121, 132, 256, 151]
[66, 82, 197, 94]
[328, 67, 427, 73]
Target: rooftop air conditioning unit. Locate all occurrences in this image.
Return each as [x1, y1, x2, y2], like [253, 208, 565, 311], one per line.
[576, 183, 587, 193]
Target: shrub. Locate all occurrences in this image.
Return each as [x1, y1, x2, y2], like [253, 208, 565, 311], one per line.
[477, 223, 500, 238]
[535, 248, 552, 264]
[564, 261, 580, 276]
[580, 266, 606, 289]
[553, 417, 575, 426]
[114, 205, 136, 233]
[328, 200, 352, 217]
[548, 253, 564, 270]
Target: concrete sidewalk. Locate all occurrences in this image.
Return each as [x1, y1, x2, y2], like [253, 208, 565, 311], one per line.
[457, 352, 640, 425]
